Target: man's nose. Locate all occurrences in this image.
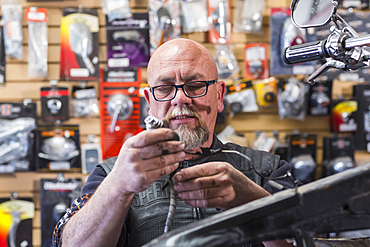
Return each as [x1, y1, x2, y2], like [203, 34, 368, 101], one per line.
[172, 87, 191, 105]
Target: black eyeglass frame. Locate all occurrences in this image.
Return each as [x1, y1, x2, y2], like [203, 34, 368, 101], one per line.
[149, 80, 218, 102]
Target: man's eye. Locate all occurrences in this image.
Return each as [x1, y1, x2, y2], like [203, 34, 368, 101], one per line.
[156, 86, 173, 94]
[187, 83, 205, 90]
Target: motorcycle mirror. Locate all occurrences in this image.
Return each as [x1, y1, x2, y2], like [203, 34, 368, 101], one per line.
[291, 0, 335, 28]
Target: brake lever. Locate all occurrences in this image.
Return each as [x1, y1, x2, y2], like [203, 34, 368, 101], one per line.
[307, 59, 346, 84]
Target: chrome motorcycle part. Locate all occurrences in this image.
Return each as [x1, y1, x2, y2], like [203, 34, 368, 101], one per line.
[47, 99, 62, 115]
[69, 22, 95, 75]
[328, 156, 354, 174]
[211, 1, 227, 39]
[283, 0, 370, 84]
[0, 118, 36, 165]
[310, 91, 330, 107]
[291, 154, 316, 184]
[8, 210, 22, 247]
[107, 94, 134, 133]
[156, 7, 173, 46]
[291, 0, 335, 28]
[38, 136, 79, 161]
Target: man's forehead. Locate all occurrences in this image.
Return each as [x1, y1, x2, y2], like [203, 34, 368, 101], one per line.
[152, 72, 206, 84]
[151, 42, 207, 68]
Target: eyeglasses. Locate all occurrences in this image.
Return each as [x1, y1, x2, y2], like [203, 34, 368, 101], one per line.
[150, 80, 217, 102]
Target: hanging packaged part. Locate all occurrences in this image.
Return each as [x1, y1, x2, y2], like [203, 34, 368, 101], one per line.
[254, 77, 278, 107]
[81, 135, 102, 174]
[244, 43, 268, 80]
[149, 0, 181, 52]
[26, 7, 48, 78]
[225, 79, 258, 116]
[278, 77, 309, 121]
[233, 0, 264, 33]
[270, 7, 316, 76]
[40, 178, 82, 246]
[36, 125, 81, 172]
[208, 0, 232, 44]
[60, 7, 100, 81]
[214, 44, 239, 80]
[287, 133, 317, 184]
[70, 84, 99, 118]
[180, 0, 209, 34]
[101, 0, 132, 22]
[307, 80, 332, 116]
[0, 101, 37, 173]
[0, 196, 35, 246]
[100, 67, 142, 159]
[40, 81, 70, 122]
[330, 99, 358, 133]
[106, 13, 150, 68]
[1, 0, 23, 59]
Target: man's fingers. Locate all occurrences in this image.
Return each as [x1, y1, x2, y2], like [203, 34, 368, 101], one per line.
[171, 162, 237, 210]
[139, 141, 185, 160]
[174, 162, 227, 182]
[126, 162, 180, 192]
[174, 175, 225, 191]
[144, 162, 180, 183]
[140, 151, 185, 172]
[125, 129, 176, 149]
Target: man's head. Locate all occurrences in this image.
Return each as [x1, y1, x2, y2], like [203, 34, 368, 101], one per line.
[144, 38, 225, 150]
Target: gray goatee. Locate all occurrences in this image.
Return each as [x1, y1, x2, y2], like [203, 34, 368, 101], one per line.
[166, 106, 209, 150]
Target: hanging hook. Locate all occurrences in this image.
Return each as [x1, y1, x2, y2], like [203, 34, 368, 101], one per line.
[54, 119, 61, 128]
[79, 81, 87, 89]
[10, 191, 18, 200]
[49, 80, 58, 86]
[57, 173, 65, 183]
[23, 99, 32, 106]
[87, 134, 96, 143]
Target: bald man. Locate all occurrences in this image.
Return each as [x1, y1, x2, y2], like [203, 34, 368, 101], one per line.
[53, 39, 293, 247]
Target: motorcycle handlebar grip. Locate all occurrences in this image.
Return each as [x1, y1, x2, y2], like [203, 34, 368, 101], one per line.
[345, 34, 370, 49]
[282, 40, 328, 64]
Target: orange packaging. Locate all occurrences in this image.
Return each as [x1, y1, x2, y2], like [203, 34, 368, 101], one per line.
[26, 7, 48, 23]
[207, 0, 231, 44]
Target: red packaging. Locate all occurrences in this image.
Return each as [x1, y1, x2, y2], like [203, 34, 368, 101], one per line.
[100, 68, 143, 159]
[244, 43, 269, 80]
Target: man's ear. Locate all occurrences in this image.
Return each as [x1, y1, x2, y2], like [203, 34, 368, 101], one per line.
[217, 81, 226, 113]
[143, 88, 152, 115]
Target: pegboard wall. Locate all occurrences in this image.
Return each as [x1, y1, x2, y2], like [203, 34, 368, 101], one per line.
[0, 0, 369, 246]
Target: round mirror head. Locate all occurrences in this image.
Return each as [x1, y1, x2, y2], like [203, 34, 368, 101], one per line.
[291, 0, 335, 28]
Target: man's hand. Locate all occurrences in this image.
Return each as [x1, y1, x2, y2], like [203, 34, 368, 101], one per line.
[111, 128, 186, 195]
[173, 162, 270, 210]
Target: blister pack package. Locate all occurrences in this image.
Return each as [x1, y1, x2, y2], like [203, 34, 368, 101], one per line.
[181, 0, 209, 34]
[149, 0, 181, 53]
[1, 0, 23, 59]
[102, 0, 132, 22]
[233, 0, 265, 33]
[26, 7, 48, 78]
